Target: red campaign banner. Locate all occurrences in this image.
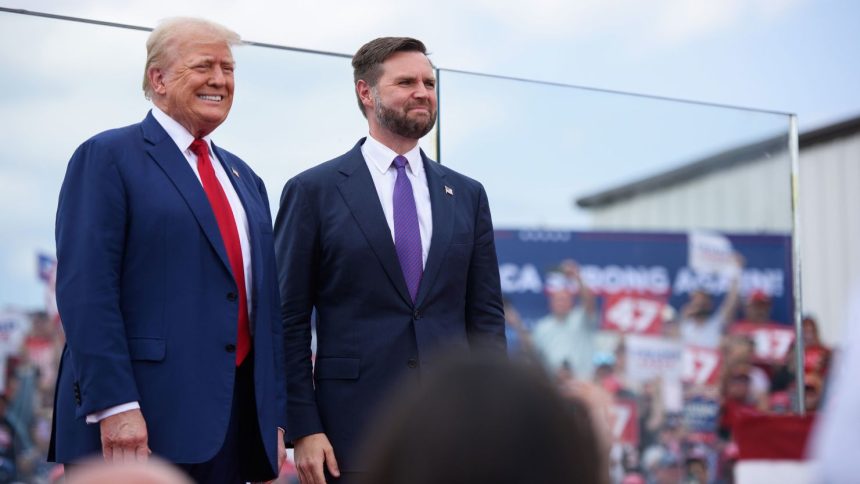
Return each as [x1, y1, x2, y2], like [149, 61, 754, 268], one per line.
[730, 322, 795, 364]
[734, 414, 815, 460]
[682, 346, 722, 386]
[601, 293, 664, 335]
[609, 399, 639, 446]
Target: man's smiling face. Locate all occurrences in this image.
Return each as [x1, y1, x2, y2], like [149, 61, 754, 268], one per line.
[155, 31, 235, 137]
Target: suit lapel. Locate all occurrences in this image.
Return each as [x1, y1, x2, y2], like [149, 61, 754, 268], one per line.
[336, 140, 413, 306]
[141, 113, 233, 276]
[212, 143, 262, 328]
[415, 152, 454, 307]
[212, 142, 257, 229]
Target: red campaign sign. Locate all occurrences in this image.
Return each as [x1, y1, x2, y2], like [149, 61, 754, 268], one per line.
[609, 399, 639, 446]
[601, 293, 664, 335]
[682, 346, 722, 386]
[730, 322, 795, 364]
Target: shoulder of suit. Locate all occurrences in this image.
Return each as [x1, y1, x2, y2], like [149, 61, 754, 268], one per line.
[289, 146, 358, 186]
[70, 121, 146, 167]
[428, 160, 486, 193]
[84, 121, 144, 148]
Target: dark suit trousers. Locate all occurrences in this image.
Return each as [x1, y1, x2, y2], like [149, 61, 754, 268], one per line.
[178, 353, 272, 483]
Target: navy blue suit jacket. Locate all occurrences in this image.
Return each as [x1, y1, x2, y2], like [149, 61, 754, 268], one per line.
[49, 112, 287, 470]
[274, 139, 506, 471]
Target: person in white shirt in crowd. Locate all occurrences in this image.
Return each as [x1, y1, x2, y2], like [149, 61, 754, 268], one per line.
[678, 254, 743, 349]
[532, 259, 599, 380]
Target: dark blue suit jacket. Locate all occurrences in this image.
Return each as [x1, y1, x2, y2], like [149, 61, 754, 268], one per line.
[49, 112, 287, 470]
[274, 139, 506, 471]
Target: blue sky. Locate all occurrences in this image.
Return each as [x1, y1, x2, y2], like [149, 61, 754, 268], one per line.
[5, 0, 857, 127]
[0, 0, 857, 309]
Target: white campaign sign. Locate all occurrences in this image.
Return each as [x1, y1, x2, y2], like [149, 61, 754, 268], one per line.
[688, 231, 738, 278]
[625, 335, 682, 383]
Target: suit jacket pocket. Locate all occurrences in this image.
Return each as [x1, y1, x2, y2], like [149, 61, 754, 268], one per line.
[314, 357, 360, 380]
[128, 337, 166, 361]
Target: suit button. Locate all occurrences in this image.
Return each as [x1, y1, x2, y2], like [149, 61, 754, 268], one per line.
[225, 344, 236, 353]
[226, 292, 237, 302]
[407, 358, 418, 368]
[413, 310, 422, 320]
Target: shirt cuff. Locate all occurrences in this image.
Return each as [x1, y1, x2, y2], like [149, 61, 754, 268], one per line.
[85, 402, 141, 424]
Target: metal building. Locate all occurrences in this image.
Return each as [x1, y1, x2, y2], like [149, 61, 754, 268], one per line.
[576, 116, 860, 344]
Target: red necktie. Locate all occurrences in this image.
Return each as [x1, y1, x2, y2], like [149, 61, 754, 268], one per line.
[190, 139, 251, 365]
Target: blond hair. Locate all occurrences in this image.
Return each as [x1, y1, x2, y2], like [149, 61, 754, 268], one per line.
[142, 17, 241, 99]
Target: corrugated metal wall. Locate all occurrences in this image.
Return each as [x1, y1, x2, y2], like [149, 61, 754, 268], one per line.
[584, 133, 860, 345]
[586, 153, 792, 232]
[799, 134, 860, 344]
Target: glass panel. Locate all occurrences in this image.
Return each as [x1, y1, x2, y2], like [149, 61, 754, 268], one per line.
[437, 70, 791, 232]
[438, 69, 799, 480]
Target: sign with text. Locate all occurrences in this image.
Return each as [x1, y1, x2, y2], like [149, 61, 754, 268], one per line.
[682, 346, 722, 386]
[610, 399, 639, 446]
[688, 230, 739, 279]
[602, 293, 665, 335]
[495, 230, 793, 328]
[625, 335, 682, 384]
[683, 394, 720, 442]
[730, 322, 795, 364]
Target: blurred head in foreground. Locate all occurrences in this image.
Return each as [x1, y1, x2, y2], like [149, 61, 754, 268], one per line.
[360, 354, 605, 484]
[65, 458, 193, 484]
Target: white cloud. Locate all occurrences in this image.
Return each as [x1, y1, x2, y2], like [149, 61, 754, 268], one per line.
[646, 0, 802, 46]
[651, 0, 743, 44]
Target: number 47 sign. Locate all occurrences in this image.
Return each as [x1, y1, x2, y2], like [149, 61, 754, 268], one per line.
[602, 293, 665, 335]
[730, 322, 795, 364]
[682, 346, 722, 386]
[609, 399, 639, 445]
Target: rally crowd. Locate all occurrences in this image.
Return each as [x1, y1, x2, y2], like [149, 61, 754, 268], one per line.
[0, 309, 64, 483]
[504, 258, 829, 484]
[1, 256, 826, 484]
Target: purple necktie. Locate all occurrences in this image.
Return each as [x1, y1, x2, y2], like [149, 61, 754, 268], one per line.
[392, 155, 423, 302]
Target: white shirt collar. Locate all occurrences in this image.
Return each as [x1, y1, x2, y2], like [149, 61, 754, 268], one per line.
[150, 106, 214, 154]
[363, 134, 424, 176]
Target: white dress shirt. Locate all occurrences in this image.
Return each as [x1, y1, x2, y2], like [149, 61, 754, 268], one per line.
[87, 107, 253, 424]
[360, 134, 432, 267]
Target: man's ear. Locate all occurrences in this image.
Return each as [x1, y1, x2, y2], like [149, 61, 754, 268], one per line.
[148, 67, 167, 96]
[356, 79, 374, 111]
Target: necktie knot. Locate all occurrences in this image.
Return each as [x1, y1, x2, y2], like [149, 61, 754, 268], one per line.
[393, 155, 408, 171]
[190, 139, 208, 159]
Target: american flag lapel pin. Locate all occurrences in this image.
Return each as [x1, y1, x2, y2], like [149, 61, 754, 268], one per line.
[444, 185, 454, 196]
[231, 167, 240, 178]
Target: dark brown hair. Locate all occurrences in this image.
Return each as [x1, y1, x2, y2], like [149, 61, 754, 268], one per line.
[359, 354, 606, 484]
[351, 37, 429, 116]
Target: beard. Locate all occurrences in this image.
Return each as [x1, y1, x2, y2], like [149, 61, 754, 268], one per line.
[372, 89, 437, 140]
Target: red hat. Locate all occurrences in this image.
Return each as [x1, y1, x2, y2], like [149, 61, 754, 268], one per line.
[748, 289, 771, 304]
